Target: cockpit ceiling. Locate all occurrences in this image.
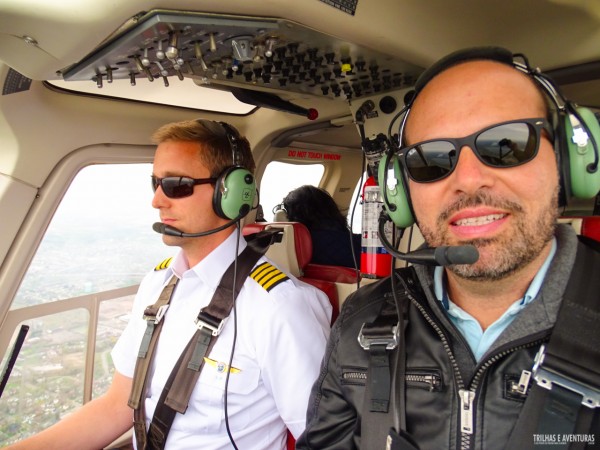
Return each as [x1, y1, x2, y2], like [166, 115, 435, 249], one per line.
[4, 1, 600, 109]
[60, 10, 423, 104]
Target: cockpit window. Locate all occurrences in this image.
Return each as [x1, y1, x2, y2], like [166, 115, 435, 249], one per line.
[260, 162, 325, 221]
[12, 164, 170, 310]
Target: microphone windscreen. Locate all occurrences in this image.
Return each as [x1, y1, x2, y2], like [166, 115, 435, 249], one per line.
[152, 222, 166, 234]
[435, 245, 479, 265]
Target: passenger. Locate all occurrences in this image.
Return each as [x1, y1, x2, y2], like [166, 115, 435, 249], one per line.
[281, 185, 360, 268]
[297, 47, 600, 449]
[8, 120, 332, 450]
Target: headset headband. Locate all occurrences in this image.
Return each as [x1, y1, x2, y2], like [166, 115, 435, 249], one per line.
[218, 121, 242, 166]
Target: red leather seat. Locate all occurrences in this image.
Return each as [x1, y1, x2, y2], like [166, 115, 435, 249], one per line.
[243, 221, 342, 323]
[303, 263, 359, 284]
[244, 222, 347, 449]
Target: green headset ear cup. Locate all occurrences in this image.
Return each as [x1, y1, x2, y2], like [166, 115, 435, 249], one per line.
[563, 107, 600, 199]
[378, 155, 415, 228]
[213, 166, 256, 220]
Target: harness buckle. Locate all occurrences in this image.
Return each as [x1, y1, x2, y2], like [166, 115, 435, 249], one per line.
[195, 310, 226, 336]
[358, 323, 399, 350]
[532, 344, 600, 409]
[143, 304, 169, 324]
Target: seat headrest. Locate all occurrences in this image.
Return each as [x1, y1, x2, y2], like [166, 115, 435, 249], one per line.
[243, 222, 312, 276]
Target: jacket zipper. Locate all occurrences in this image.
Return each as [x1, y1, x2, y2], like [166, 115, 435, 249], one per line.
[342, 369, 442, 393]
[407, 295, 471, 448]
[409, 292, 547, 450]
[459, 388, 476, 434]
[405, 372, 442, 391]
[342, 371, 367, 382]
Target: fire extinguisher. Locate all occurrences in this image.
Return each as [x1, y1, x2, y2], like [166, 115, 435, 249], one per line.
[360, 175, 393, 278]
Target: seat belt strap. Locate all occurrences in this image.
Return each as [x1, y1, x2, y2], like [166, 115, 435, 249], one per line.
[506, 236, 600, 450]
[358, 297, 399, 413]
[147, 327, 215, 450]
[537, 383, 583, 443]
[359, 267, 420, 450]
[163, 229, 280, 413]
[129, 274, 178, 450]
[139, 229, 281, 450]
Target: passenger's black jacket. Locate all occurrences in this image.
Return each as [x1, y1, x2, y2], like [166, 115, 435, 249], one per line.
[297, 225, 600, 449]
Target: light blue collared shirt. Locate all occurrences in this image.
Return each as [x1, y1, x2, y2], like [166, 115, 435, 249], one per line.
[433, 238, 557, 361]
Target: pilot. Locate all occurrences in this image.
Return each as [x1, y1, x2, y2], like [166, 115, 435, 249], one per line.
[8, 119, 332, 450]
[297, 47, 600, 449]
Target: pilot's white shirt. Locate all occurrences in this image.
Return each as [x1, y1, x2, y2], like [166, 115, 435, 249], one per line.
[112, 231, 332, 450]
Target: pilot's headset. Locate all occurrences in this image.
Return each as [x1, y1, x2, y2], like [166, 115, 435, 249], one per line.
[379, 46, 600, 229]
[197, 120, 257, 221]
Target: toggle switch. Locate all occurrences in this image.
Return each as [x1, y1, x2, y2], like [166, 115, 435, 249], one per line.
[253, 44, 265, 62]
[142, 48, 151, 67]
[194, 41, 209, 71]
[156, 40, 165, 60]
[208, 33, 217, 52]
[134, 56, 154, 82]
[154, 61, 168, 77]
[165, 32, 179, 60]
[265, 38, 278, 58]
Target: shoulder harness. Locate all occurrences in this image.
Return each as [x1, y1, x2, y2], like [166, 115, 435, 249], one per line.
[128, 228, 282, 450]
[360, 236, 600, 450]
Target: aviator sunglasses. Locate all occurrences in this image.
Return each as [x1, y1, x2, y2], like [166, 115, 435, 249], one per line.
[400, 118, 553, 183]
[151, 175, 217, 199]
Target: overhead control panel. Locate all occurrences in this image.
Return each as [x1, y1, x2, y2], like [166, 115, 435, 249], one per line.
[61, 9, 423, 102]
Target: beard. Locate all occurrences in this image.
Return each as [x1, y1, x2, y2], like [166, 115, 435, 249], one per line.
[419, 188, 559, 281]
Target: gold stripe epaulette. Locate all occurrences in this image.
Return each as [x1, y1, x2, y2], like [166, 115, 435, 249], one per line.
[154, 257, 173, 271]
[250, 262, 290, 292]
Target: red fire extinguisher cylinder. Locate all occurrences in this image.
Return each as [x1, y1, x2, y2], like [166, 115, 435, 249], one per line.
[360, 176, 392, 278]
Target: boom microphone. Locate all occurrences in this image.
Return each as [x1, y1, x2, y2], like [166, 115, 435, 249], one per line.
[153, 215, 242, 238]
[378, 214, 479, 266]
[390, 245, 479, 266]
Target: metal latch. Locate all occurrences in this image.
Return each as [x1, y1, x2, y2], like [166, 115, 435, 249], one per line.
[532, 344, 600, 409]
[195, 311, 226, 336]
[143, 304, 169, 324]
[358, 323, 399, 350]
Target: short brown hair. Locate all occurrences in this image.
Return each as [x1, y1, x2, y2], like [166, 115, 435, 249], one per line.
[152, 119, 256, 177]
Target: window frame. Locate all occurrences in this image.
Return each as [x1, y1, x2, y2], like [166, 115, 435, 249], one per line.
[0, 145, 161, 444]
[0, 145, 155, 363]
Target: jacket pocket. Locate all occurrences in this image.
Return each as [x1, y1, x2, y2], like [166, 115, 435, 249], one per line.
[341, 366, 368, 386]
[341, 366, 443, 392]
[405, 367, 443, 392]
[503, 372, 530, 402]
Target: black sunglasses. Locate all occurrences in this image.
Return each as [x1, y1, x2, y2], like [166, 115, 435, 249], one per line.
[151, 175, 217, 199]
[400, 118, 553, 183]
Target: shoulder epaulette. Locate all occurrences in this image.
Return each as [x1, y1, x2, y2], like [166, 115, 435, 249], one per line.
[250, 262, 290, 292]
[154, 257, 173, 271]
